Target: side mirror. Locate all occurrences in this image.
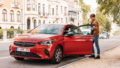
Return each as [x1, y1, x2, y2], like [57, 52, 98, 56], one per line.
[65, 32, 74, 37]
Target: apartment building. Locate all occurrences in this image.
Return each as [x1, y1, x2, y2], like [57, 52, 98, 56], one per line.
[66, 0, 83, 26]
[0, 0, 82, 30]
[23, 0, 68, 30]
[0, 0, 23, 29]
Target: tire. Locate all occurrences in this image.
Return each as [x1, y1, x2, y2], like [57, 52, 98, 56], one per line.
[51, 46, 63, 64]
[14, 57, 24, 61]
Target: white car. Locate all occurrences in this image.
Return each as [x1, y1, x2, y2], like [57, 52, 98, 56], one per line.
[99, 32, 109, 39]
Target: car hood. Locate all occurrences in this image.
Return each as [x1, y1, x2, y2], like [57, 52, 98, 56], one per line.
[14, 34, 57, 43]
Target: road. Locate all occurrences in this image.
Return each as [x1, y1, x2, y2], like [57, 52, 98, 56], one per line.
[0, 37, 120, 68]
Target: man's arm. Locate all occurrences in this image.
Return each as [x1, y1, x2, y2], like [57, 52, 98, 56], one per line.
[93, 21, 99, 30]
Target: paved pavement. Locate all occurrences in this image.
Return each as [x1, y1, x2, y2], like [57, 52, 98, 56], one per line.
[0, 37, 120, 68]
[61, 44, 120, 68]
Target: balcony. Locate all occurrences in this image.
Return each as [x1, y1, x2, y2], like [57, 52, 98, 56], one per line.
[0, 0, 4, 6]
[11, 3, 20, 9]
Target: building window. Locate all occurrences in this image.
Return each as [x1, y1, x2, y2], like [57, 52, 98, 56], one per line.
[14, 0, 18, 5]
[38, 3, 41, 15]
[10, 10, 14, 22]
[64, 7, 67, 15]
[56, 5, 58, 15]
[32, 0, 36, 11]
[33, 20, 36, 28]
[2, 9, 7, 22]
[61, 6, 63, 14]
[27, 0, 31, 11]
[48, 5, 51, 16]
[39, 20, 41, 25]
[52, 8, 54, 16]
[10, 26, 14, 29]
[43, 20, 45, 24]
[43, 4, 45, 16]
[17, 11, 21, 22]
[27, 18, 30, 29]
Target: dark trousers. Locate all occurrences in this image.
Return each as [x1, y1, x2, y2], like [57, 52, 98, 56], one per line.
[92, 35, 100, 55]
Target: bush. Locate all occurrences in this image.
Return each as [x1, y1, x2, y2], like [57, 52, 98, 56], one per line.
[0, 29, 23, 39]
[0, 29, 3, 39]
[7, 29, 14, 38]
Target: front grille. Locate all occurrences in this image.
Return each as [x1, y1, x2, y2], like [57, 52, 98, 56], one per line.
[14, 41, 36, 47]
[10, 51, 41, 58]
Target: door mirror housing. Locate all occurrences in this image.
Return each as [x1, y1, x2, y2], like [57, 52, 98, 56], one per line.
[65, 32, 74, 37]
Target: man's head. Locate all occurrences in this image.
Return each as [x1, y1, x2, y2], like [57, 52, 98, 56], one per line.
[90, 14, 96, 21]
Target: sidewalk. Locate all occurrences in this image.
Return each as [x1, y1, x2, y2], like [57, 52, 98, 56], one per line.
[0, 39, 13, 43]
[61, 46, 120, 68]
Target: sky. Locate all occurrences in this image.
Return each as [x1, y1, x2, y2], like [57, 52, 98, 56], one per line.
[83, 0, 98, 14]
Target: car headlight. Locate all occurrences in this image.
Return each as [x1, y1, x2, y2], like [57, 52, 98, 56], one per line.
[38, 40, 54, 46]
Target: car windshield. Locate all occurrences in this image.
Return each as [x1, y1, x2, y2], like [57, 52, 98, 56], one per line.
[29, 24, 64, 35]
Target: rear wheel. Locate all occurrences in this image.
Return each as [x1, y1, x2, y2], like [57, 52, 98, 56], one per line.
[51, 46, 63, 64]
[14, 57, 24, 61]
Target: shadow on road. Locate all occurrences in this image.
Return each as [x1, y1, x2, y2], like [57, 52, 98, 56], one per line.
[11, 55, 86, 67]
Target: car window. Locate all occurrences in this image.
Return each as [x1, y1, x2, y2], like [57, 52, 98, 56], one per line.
[29, 24, 64, 35]
[63, 25, 72, 35]
[72, 26, 82, 36]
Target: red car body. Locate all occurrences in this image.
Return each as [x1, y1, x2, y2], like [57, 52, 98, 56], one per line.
[9, 24, 93, 63]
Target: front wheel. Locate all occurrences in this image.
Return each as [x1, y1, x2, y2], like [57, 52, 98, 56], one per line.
[14, 57, 24, 61]
[51, 46, 63, 64]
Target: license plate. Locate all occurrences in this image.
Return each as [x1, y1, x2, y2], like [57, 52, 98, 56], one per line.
[16, 48, 30, 52]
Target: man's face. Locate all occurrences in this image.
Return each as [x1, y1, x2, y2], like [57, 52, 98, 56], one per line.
[90, 17, 95, 21]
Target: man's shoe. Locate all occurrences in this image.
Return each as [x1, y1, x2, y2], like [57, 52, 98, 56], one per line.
[89, 55, 95, 58]
[95, 55, 100, 59]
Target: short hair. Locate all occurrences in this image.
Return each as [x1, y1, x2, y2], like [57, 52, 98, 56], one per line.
[90, 14, 95, 18]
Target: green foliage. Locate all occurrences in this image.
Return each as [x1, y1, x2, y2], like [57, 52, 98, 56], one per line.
[97, 0, 120, 26]
[0, 29, 23, 39]
[79, 0, 91, 24]
[96, 12, 111, 32]
[0, 29, 3, 39]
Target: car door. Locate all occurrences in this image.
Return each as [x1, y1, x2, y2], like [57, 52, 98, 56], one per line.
[63, 25, 79, 55]
[63, 25, 93, 55]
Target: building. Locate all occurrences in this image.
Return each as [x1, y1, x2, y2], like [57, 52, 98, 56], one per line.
[0, 0, 82, 30]
[23, 0, 68, 30]
[66, 0, 83, 26]
[0, 0, 23, 29]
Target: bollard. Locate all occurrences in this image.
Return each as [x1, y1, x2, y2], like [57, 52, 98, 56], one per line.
[3, 30, 7, 41]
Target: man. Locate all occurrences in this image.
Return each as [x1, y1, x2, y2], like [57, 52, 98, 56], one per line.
[90, 14, 100, 59]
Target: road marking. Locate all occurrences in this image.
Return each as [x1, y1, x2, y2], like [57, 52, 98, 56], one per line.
[0, 56, 11, 60]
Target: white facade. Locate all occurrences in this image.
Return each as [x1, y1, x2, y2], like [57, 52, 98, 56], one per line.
[0, 0, 23, 29]
[67, 0, 83, 26]
[23, 0, 68, 30]
[0, 0, 83, 30]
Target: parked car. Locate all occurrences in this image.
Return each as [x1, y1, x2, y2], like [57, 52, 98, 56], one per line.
[9, 24, 93, 64]
[99, 32, 109, 39]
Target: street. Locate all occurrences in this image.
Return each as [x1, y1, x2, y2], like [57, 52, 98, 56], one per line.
[0, 37, 119, 68]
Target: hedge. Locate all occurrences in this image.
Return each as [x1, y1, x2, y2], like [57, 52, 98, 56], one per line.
[0, 29, 23, 39]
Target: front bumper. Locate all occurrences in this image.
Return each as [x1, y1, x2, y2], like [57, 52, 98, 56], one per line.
[10, 43, 52, 60]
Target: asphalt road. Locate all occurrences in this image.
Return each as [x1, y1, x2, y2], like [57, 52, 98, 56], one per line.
[0, 37, 120, 68]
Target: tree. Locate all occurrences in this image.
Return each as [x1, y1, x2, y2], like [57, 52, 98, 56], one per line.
[78, 0, 91, 24]
[97, 0, 120, 26]
[96, 11, 111, 32]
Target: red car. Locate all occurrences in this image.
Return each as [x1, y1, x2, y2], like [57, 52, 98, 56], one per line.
[9, 24, 93, 64]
